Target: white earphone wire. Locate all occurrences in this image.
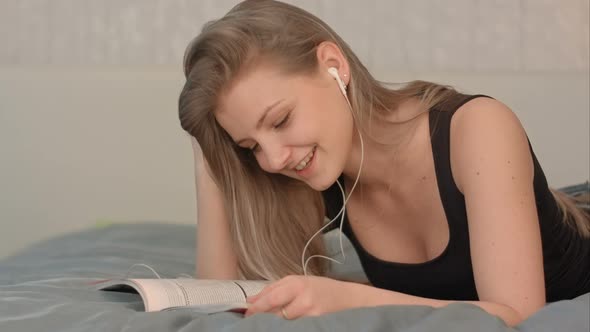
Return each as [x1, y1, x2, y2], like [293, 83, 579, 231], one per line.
[301, 68, 364, 275]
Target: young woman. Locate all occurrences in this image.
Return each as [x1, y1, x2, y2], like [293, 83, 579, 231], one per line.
[178, 0, 590, 326]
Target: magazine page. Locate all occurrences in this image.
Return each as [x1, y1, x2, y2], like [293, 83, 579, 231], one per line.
[95, 279, 182, 312]
[172, 279, 268, 306]
[130, 279, 191, 311]
[233, 280, 268, 297]
[97, 278, 269, 312]
[163, 302, 249, 314]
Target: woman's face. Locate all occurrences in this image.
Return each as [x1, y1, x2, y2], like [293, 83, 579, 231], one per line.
[215, 63, 354, 191]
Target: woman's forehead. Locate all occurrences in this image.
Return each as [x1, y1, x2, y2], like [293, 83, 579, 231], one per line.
[217, 67, 304, 114]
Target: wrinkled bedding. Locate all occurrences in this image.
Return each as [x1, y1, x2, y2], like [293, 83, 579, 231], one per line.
[0, 222, 588, 332]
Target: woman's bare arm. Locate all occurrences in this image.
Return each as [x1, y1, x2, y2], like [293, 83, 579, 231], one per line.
[191, 136, 239, 279]
[451, 98, 545, 324]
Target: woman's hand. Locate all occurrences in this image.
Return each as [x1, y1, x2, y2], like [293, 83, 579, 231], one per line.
[244, 275, 365, 319]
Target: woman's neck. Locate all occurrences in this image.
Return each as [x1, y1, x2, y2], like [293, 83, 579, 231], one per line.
[342, 98, 429, 189]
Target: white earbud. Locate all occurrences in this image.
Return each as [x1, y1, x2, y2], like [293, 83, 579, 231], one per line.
[327, 67, 348, 97]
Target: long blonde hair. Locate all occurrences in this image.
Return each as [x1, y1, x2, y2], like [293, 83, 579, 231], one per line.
[178, 0, 588, 280]
[551, 189, 590, 237]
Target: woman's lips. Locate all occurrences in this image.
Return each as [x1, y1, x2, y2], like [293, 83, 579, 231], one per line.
[295, 146, 316, 177]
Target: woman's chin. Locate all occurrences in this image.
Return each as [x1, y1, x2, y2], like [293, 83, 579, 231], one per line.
[305, 175, 340, 192]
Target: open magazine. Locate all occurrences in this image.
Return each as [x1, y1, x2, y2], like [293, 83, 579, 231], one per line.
[95, 278, 269, 313]
[94, 228, 369, 314]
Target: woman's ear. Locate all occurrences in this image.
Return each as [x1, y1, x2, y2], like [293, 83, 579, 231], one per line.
[316, 41, 350, 85]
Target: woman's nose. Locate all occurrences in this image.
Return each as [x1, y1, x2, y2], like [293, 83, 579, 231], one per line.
[263, 144, 290, 172]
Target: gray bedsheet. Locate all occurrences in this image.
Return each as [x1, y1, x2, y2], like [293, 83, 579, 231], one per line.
[0, 222, 588, 332]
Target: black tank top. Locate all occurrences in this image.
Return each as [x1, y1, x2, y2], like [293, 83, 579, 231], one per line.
[322, 93, 590, 302]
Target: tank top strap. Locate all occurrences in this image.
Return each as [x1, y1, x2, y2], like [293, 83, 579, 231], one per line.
[428, 93, 495, 235]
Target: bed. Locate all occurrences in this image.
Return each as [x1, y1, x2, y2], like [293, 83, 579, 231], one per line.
[0, 222, 588, 332]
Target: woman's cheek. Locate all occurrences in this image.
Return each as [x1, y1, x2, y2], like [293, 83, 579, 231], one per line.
[256, 155, 274, 173]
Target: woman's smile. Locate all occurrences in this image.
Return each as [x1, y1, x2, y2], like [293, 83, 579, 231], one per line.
[295, 145, 317, 177]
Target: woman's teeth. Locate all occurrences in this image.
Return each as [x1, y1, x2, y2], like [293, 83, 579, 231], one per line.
[295, 147, 315, 171]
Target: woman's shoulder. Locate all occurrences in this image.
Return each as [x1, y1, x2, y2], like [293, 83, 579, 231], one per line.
[448, 94, 522, 134]
[448, 95, 534, 193]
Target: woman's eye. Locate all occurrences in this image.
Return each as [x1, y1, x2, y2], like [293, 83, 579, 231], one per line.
[246, 111, 291, 153]
[273, 112, 291, 129]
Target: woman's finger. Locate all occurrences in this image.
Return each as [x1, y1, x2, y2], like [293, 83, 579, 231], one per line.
[245, 283, 296, 316]
[246, 293, 260, 303]
[247, 275, 297, 303]
[246, 279, 284, 303]
[273, 297, 308, 320]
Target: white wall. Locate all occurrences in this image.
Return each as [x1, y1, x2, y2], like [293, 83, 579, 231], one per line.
[1, 0, 588, 258]
[0, 67, 196, 258]
[1, 1, 588, 71]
